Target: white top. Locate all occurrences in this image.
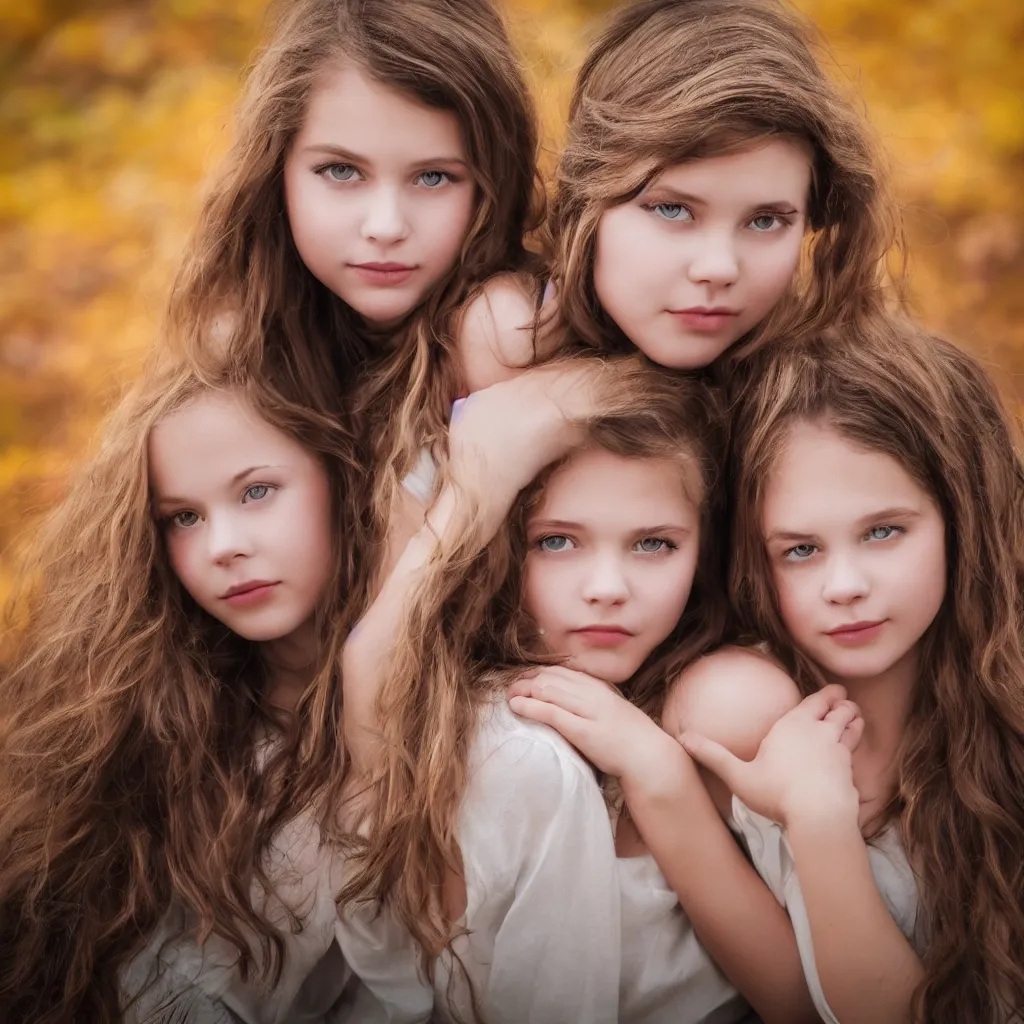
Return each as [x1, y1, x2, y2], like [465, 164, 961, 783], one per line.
[337, 699, 748, 1024]
[401, 447, 439, 506]
[732, 798, 922, 1024]
[121, 802, 355, 1023]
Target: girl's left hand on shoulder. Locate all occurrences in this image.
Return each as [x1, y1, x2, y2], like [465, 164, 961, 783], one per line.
[508, 666, 677, 781]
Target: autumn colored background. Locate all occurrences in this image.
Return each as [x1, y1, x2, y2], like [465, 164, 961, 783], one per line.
[0, 0, 1022, 602]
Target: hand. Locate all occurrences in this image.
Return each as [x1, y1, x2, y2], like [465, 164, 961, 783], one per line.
[447, 355, 644, 506]
[508, 665, 678, 783]
[679, 684, 863, 829]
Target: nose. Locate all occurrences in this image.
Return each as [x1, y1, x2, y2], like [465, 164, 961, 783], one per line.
[206, 512, 252, 566]
[360, 184, 409, 245]
[580, 550, 630, 606]
[686, 227, 740, 288]
[820, 552, 869, 605]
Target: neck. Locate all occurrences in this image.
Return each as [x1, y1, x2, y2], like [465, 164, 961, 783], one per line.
[826, 645, 919, 759]
[261, 617, 318, 713]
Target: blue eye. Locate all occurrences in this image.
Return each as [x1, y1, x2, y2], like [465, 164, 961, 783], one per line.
[417, 170, 451, 188]
[634, 537, 673, 554]
[244, 484, 272, 502]
[320, 163, 359, 182]
[784, 543, 817, 562]
[749, 213, 782, 232]
[866, 525, 901, 541]
[170, 510, 200, 529]
[538, 535, 574, 552]
[649, 202, 692, 221]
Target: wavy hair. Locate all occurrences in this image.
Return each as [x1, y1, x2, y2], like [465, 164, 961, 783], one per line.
[0, 364, 360, 1023]
[163, 0, 544, 593]
[547, 0, 904, 365]
[728, 316, 1024, 1022]
[341, 363, 729, 995]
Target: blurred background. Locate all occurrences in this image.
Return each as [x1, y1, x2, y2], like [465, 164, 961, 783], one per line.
[0, 0, 1021, 600]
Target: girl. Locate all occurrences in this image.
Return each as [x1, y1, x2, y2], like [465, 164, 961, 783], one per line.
[159, 0, 547, 594]
[519, 318, 1024, 1022]
[680, 319, 1024, 1023]
[338, 367, 820, 1023]
[0, 366, 363, 1023]
[467, 0, 901, 377]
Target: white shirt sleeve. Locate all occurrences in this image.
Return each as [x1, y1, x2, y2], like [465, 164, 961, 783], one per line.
[451, 711, 623, 1024]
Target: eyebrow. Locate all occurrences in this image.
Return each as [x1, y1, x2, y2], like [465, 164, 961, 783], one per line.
[641, 185, 801, 212]
[301, 143, 469, 168]
[765, 506, 923, 544]
[154, 465, 280, 507]
[529, 519, 693, 535]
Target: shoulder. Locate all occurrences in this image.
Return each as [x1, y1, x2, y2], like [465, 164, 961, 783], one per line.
[472, 698, 599, 790]
[663, 645, 800, 762]
[455, 273, 543, 392]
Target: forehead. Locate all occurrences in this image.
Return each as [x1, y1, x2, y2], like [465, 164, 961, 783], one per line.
[763, 420, 933, 527]
[148, 391, 309, 494]
[297, 63, 465, 157]
[648, 138, 812, 202]
[532, 447, 698, 522]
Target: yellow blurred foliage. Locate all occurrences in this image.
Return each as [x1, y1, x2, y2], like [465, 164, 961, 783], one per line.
[0, 0, 1022, 596]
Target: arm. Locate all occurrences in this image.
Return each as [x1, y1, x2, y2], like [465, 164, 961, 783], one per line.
[681, 679, 923, 1024]
[508, 657, 820, 1024]
[459, 727, 621, 1024]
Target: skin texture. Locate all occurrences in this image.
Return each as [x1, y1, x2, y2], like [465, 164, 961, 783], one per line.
[284, 64, 477, 325]
[523, 447, 701, 684]
[763, 420, 947, 690]
[594, 140, 811, 368]
[149, 391, 333, 661]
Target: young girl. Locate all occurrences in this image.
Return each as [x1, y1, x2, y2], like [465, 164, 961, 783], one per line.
[158, 0, 548, 594]
[337, 367, 821, 1023]
[467, 0, 901, 378]
[0, 367, 365, 1023]
[680, 319, 1024, 1023]
[519, 318, 1024, 1022]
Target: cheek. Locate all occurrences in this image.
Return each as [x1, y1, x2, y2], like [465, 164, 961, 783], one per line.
[772, 567, 812, 639]
[165, 534, 202, 595]
[593, 209, 637, 311]
[522, 559, 555, 627]
[748, 237, 803, 303]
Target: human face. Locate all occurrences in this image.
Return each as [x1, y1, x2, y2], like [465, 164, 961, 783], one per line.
[149, 391, 333, 649]
[762, 421, 947, 686]
[593, 140, 811, 369]
[284, 64, 477, 326]
[523, 448, 701, 685]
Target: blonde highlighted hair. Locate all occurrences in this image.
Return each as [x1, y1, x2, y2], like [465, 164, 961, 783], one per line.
[729, 316, 1024, 1022]
[0, 365, 359, 1023]
[549, 0, 903, 363]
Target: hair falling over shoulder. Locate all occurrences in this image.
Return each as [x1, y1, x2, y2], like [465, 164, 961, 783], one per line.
[728, 314, 1024, 1022]
[161, 0, 545, 593]
[340, 362, 730, 986]
[0, 365, 358, 1024]
[547, 0, 904, 364]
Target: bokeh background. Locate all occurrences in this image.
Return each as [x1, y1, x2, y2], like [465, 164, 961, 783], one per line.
[0, 0, 1022, 602]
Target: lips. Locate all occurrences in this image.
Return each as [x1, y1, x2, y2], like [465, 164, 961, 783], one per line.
[826, 620, 886, 645]
[350, 262, 417, 286]
[220, 580, 280, 606]
[668, 307, 739, 333]
[571, 626, 635, 648]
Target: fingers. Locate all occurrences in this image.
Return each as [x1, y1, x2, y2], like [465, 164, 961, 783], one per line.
[506, 668, 605, 716]
[794, 683, 849, 720]
[822, 699, 860, 741]
[839, 714, 866, 753]
[508, 695, 590, 747]
[678, 731, 748, 793]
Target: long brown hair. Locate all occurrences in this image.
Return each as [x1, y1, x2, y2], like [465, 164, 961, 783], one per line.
[728, 317, 1024, 1023]
[0, 365, 360, 1024]
[342, 363, 729, 984]
[164, 0, 544, 590]
[548, 0, 903, 364]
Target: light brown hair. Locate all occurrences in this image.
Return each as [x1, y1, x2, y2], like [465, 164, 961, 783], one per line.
[548, 0, 903, 364]
[341, 363, 729, 1006]
[163, 0, 544, 589]
[729, 316, 1024, 1022]
[0, 365, 359, 1023]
